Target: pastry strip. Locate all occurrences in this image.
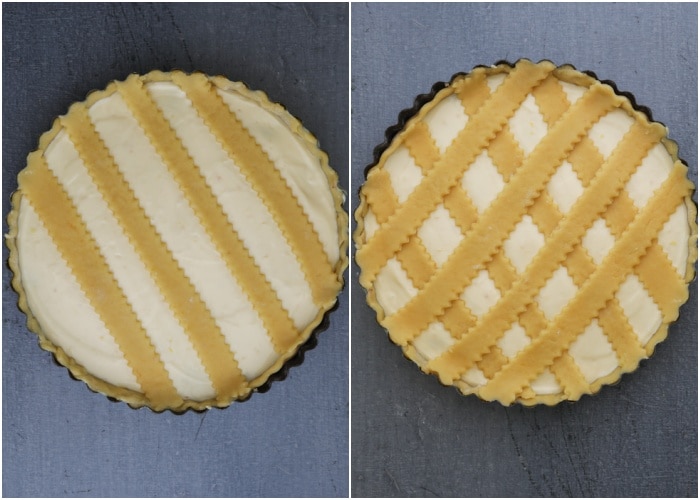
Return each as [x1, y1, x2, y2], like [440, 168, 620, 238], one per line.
[366, 111, 575, 384]
[385, 84, 617, 344]
[634, 243, 689, 319]
[487, 128, 524, 180]
[361, 171, 441, 288]
[360, 64, 555, 333]
[473, 81, 590, 395]
[171, 72, 338, 306]
[480, 166, 691, 403]
[363, 76, 600, 390]
[497, 84, 624, 395]
[597, 300, 647, 371]
[534, 86, 687, 369]
[567, 137, 605, 186]
[438, 302, 476, 340]
[116, 76, 299, 353]
[363, 169, 398, 224]
[530, 81, 685, 386]
[395, 239, 434, 289]
[428, 120, 664, 384]
[356, 60, 554, 283]
[599, 191, 686, 318]
[531, 73, 570, 123]
[62, 106, 247, 401]
[404, 122, 440, 167]
[604, 191, 636, 234]
[356, 61, 695, 405]
[19, 157, 183, 409]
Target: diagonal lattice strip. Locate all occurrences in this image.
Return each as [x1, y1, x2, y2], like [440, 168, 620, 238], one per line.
[428, 118, 665, 384]
[357, 60, 554, 284]
[479, 167, 691, 403]
[385, 83, 618, 345]
[357, 61, 695, 405]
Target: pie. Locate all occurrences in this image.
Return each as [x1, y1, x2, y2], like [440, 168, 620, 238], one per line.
[355, 59, 696, 405]
[8, 70, 348, 412]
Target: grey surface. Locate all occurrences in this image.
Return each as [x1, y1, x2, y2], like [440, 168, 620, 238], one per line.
[3, 3, 348, 497]
[351, 3, 697, 498]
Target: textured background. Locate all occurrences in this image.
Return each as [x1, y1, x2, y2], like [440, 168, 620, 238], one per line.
[3, 3, 348, 497]
[351, 3, 697, 497]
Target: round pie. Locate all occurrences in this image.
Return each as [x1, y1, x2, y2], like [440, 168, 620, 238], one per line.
[8, 70, 348, 412]
[355, 59, 696, 405]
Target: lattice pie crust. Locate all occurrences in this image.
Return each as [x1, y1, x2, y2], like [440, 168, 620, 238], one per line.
[8, 71, 348, 412]
[355, 60, 696, 405]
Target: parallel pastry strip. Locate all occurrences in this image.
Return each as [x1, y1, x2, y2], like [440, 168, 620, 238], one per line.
[496, 79, 634, 395]
[458, 76, 588, 392]
[409, 135, 535, 378]
[598, 192, 687, 321]
[462, 77, 587, 394]
[116, 76, 299, 354]
[172, 72, 338, 306]
[597, 301, 648, 370]
[634, 244, 688, 320]
[19, 157, 183, 409]
[61, 106, 247, 402]
[519, 92, 645, 394]
[360, 81, 525, 323]
[383, 82, 618, 345]
[530, 73, 570, 122]
[11, 70, 348, 410]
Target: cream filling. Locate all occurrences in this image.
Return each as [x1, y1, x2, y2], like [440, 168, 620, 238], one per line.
[217, 86, 340, 265]
[368, 74, 690, 395]
[423, 94, 469, 154]
[383, 145, 423, 204]
[374, 257, 417, 316]
[88, 92, 283, 386]
[43, 129, 216, 399]
[417, 204, 462, 267]
[461, 150, 505, 213]
[18, 200, 142, 393]
[146, 82, 317, 331]
[17, 79, 339, 400]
